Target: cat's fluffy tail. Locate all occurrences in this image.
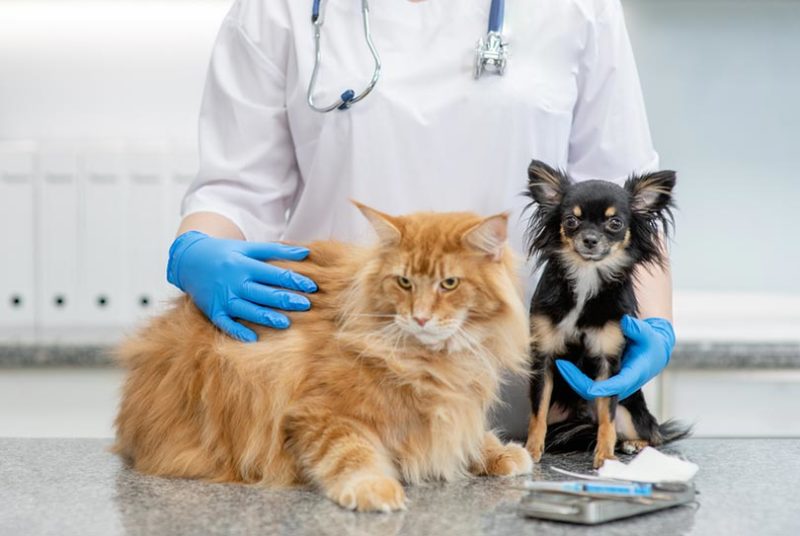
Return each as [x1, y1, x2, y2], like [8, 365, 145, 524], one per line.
[543, 419, 693, 453]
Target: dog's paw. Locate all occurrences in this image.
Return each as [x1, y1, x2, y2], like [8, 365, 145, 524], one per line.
[592, 447, 618, 470]
[620, 439, 649, 455]
[330, 474, 407, 513]
[525, 437, 544, 463]
[484, 443, 534, 477]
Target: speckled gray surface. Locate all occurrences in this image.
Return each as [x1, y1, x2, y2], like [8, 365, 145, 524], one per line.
[1, 438, 798, 535]
[0, 345, 114, 368]
[672, 342, 800, 369]
[3, 341, 800, 368]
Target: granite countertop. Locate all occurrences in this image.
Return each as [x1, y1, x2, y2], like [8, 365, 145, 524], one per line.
[2, 341, 800, 368]
[1, 438, 798, 535]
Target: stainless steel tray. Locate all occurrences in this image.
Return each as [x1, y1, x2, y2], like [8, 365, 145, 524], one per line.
[518, 482, 697, 525]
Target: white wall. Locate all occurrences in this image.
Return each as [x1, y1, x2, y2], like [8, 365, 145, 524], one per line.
[624, 0, 800, 297]
[0, 0, 229, 143]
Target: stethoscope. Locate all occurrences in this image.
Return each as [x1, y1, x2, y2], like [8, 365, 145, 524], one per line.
[307, 0, 508, 113]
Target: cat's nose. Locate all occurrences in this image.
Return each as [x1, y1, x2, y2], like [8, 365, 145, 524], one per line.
[413, 316, 430, 327]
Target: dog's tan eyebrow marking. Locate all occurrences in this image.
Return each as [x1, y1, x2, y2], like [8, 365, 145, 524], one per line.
[605, 207, 617, 217]
[572, 206, 582, 217]
[560, 226, 573, 246]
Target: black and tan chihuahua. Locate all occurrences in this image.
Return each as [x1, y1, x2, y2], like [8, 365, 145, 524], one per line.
[523, 160, 690, 469]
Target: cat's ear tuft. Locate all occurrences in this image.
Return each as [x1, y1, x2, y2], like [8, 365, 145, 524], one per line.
[527, 160, 570, 207]
[463, 213, 509, 261]
[352, 200, 402, 246]
[625, 170, 676, 215]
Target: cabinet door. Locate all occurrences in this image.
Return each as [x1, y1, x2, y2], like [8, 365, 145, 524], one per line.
[37, 147, 80, 337]
[0, 142, 36, 342]
[79, 146, 128, 329]
[662, 370, 800, 437]
[127, 147, 170, 322]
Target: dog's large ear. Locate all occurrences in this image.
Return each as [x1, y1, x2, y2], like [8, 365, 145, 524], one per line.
[527, 160, 570, 207]
[625, 171, 676, 215]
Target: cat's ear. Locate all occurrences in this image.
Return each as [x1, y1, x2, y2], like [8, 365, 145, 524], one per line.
[352, 200, 402, 246]
[463, 213, 509, 261]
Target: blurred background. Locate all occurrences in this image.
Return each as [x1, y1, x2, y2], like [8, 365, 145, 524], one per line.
[1, 0, 798, 438]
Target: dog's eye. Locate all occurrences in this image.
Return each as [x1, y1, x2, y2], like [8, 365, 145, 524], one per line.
[397, 276, 413, 290]
[440, 277, 460, 291]
[563, 216, 580, 230]
[606, 217, 624, 232]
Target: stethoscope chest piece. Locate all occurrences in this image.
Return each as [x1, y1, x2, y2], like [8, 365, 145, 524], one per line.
[474, 31, 508, 79]
[474, 0, 508, 80]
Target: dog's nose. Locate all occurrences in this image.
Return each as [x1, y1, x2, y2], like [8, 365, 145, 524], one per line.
[582, 236, 599, 249]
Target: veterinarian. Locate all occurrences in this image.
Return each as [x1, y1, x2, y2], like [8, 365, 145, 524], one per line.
[167, 0, 674, 439]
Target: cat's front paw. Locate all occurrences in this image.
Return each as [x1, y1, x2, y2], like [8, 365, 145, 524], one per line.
[484, 443, 533, 477]
[331, 473, 407, 513]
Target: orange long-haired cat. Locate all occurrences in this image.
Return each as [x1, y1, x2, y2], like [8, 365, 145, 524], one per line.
[114, 203, 532, 512]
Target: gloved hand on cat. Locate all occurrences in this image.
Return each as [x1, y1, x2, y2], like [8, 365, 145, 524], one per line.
[167, 231, 318, 342]
[554, 315, 675, 400]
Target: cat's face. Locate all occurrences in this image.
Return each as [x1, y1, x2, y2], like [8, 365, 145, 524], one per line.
[355, 204, 515, 349]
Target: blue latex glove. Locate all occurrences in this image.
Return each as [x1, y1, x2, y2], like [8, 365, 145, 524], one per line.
[166, 231, 317, 343]
[555, 315, 675, 401]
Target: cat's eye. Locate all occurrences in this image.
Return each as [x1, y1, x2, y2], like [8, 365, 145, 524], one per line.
[606, 217, 624, 232]
[563, 216, 580, 230]
[440, 277, 460, 291]
[397, 276, 413, 290]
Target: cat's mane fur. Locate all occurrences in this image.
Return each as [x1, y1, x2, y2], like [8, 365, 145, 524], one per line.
[114, 209, 531, 511]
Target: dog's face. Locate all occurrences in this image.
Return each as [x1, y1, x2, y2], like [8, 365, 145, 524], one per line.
[525, 160, 676, 269]
[560, 181, 633, 262]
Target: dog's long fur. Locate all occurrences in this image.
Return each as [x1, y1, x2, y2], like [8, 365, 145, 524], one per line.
[522, 160, 690, 468]
[114, 205, 533, 512]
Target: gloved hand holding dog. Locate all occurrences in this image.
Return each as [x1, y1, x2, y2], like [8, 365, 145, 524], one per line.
[555, 315, 675, 400]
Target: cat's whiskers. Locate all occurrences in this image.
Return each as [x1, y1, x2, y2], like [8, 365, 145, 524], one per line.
[351, 322, 403, 363]
[372, 322, 407, 361]
[338, 305, 396, 338]
[393, 316, 466, 350]
[460, 320, 493, 349]
[448, 320, 480, 349]
[451, 325, 498, 375]
[451, 329, 484, 360]
[387, 325, 408, 361]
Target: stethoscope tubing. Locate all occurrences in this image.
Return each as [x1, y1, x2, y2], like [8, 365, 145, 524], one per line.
[488, 0, 505, 33]
[307, 0, 504, 113]
[307, 0, 382, 112]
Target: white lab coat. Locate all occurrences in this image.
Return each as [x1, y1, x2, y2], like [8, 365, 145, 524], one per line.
[183, 0, 658, 438]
